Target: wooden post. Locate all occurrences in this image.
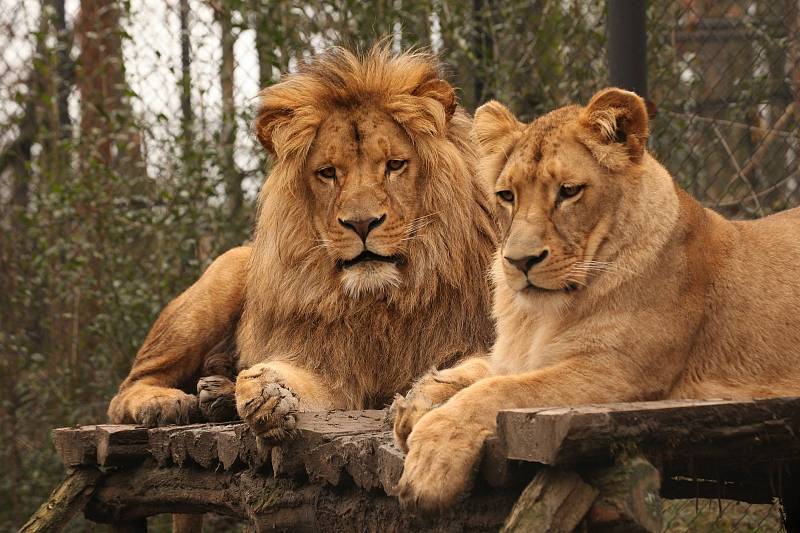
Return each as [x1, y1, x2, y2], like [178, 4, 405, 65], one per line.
[584, 455, 662, 532]
[501, 467, 598, 532]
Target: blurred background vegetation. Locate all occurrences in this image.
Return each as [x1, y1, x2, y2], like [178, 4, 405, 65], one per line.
[1, 0, 799, 530]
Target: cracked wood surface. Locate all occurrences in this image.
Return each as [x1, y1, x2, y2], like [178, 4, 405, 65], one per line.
[50, 397, 800, 528]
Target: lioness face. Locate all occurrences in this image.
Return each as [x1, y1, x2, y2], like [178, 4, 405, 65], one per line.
[304, 107, 421, 297]
[496, 116, 624, 303]
[473, 90, 650, 308]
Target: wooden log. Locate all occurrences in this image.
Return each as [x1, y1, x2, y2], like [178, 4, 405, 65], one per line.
[96, 425, 149, 466]
[20, 467, 103, 533]
[584, 455, 662, 533]
[52, 426, 97, 467]
[497, 398, 800, 467]
[500, 467, 598, 533]
[84, 464, 520, 532]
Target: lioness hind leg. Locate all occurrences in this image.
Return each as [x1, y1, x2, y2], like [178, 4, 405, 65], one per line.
[235, 361, 336, 441]
[197, 375, 238, 422]
[392, 355, 491, 452]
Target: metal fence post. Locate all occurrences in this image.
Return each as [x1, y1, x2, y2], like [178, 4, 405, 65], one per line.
[607, 0, 648, 99]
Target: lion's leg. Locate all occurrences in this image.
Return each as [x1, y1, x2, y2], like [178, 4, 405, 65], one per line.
[392, 355, 492, 452]
[107, 247, 250, 427]
[235, 361, 338, 440]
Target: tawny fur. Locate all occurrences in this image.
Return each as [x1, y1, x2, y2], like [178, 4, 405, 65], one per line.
[107, 46, 497, 438]
[107, 247, 247, 425]
[396, 88, 800, 512]
[234, 46, 497, 435]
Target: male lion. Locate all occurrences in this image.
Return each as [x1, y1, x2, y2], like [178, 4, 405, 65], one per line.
[108, 46, 496, 445]
[393, 88, 800, 512]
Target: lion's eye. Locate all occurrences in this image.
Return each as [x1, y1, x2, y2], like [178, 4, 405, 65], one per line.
[318, 167, 337, 180]
[496, 190, 514, 203]
[558, 183, 584, 201]
[386, 159, 407, 172]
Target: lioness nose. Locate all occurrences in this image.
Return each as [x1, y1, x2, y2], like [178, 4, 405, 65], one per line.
[505, 249, 549, 274]
[338, 214, 386, 242]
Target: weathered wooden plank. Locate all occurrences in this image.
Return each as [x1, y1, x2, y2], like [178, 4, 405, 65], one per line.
[52, 426, 97, 467]
[96, 425, 149, 466]
[501, 467, 597, 533]
[20, 467, 103, 533]
[497, 398, 800, 466]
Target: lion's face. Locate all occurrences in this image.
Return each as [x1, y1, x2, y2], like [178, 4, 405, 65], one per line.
[473, 89, 650, 309]
[304, 107, 422, 297]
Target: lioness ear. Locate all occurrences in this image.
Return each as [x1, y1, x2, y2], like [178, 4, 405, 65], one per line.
[579, 88, 649, 162]
[413, 78, 456, 121]
[472, 100, 525, 157]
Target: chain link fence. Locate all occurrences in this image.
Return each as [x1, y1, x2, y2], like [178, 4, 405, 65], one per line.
[0, 0, 796, 530]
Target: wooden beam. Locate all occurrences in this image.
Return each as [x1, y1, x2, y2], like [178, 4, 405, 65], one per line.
[496, 398, 800, 467]
[84, 464, 520, 531]
[19, 467, 103, 533]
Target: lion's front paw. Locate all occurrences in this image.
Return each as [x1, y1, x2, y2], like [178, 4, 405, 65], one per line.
[397, 407, 491, 514]
[198, 375, 238, 422]
[134, 390, 200, 427]
[390, 394, 434, 453]
[236, 363, 299, 441]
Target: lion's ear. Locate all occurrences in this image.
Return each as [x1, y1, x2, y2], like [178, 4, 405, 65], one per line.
[387, 79, 456, 137]
[253, 104, 291, 156]
[472, 100, 525, 157]
[579, 88, 649, 163]
[254, 88, 319, 162]
[413, 79, 456, 121]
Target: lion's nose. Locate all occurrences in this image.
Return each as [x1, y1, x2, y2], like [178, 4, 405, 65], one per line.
[338, 214, 386, 242]
[505, 249, 549, 274]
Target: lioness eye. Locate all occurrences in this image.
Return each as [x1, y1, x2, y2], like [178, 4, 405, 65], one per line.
[558, 183, 584, 201]
[496, 190, 514, 203]
[386, 159, 406, 172]
[318, 167, 336, 180]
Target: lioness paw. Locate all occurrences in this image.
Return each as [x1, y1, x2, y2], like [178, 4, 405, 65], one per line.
[197, 375, 238, 422]
[236, 363, 299, 441]
[397, 407, 489, 514]
[390, 394, 434, 453]
[134, 391, 200, 427]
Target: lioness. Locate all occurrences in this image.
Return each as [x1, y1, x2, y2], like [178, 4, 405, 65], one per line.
[393, 88, 800, 511]
[108, 46, 496, 444]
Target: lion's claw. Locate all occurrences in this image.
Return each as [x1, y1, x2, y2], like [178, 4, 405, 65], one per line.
[236, 364, 300, 441]
[135, 392, 200, 427]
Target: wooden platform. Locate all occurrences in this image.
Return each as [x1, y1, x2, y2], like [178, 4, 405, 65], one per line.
[25, 397, 800, 532]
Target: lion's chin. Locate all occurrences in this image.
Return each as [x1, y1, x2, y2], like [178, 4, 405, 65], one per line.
[340, 262, 402, 298]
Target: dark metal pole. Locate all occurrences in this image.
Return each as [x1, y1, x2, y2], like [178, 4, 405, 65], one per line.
[607, 0, 648, 99]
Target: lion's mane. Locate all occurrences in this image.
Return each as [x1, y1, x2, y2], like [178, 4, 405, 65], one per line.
[236, 45, 497, 408]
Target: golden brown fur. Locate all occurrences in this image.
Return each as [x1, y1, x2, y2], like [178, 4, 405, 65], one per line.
[234, 45, 496, 438]
[108, 247, 247, 425]
[395, 88, 800, 512]
[108, 46, 497, 444]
